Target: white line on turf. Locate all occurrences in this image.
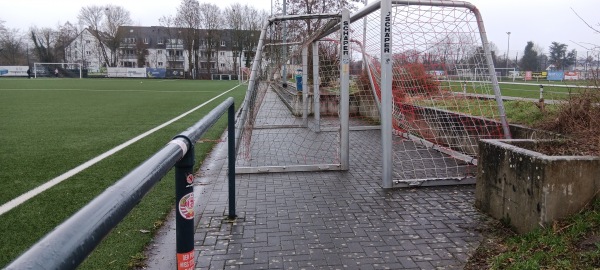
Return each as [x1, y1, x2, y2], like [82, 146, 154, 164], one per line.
[0, 84, 243, 216]
[0, 88, 220, 93]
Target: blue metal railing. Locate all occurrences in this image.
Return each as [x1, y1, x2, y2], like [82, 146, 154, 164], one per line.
[6, 97, 236, 270]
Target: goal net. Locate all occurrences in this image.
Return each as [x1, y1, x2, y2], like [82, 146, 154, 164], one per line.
[237, 0, 510, 187]
[236, 12, 350, 173]
[34, 63, 82, 78]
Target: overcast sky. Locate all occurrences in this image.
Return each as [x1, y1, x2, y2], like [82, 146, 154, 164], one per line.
[1, 0, 598, 58]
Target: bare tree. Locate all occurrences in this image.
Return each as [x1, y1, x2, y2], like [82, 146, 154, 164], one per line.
[176, 0, 201, 78]
[199, 3, 222, 78]
[0, 28, 27, 65]
[54, 22, 79, 62]
[273, 0, 359, 40]
[104, 5, 133, 66]
[78, 6, 110, 66]
[224, 4, 244, 75]
[30, 27, 56, 62]
[0, 19, 6, 36]
[571, 8, 600, 35]
[159, 15, 183, 70]
[78, 4, 132, 67]
[240, 6, 266, 68]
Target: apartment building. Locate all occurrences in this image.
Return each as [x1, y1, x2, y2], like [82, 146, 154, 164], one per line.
[65, 25, 258, 78]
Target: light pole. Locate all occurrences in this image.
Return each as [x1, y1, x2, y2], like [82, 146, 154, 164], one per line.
[506, 32, 511, 69]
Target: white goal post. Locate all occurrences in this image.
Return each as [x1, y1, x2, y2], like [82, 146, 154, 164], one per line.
[34, 63, 82, 78]
[493, 67, 517, 81]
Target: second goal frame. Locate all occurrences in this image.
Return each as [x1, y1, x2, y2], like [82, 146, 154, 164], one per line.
[33, 62, 83, 79]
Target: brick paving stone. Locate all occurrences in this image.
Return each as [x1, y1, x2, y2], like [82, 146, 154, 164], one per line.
[160, 99, 488, 269]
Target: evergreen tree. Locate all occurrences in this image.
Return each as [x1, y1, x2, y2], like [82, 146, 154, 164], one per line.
[519, 41, 538, 71]
[549, 42, 576, 70]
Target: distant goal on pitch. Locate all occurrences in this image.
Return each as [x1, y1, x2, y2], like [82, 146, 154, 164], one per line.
[34, 63, 83, 78]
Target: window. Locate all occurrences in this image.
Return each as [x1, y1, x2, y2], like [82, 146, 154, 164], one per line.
[158, 62, 164, 67]
[167, 39, 181, 45]
[143, 38, 149, 44]
[86, 51, 91, 55]
[221, 63, 225, 67]
[158, 39, 164, 44]
[200, 62, 216, 69]
[86, 40, 91, 44]
[201, 51, 215, 58]
[221, 41, 226, 47]
[123, 49, 135, 56]
[220, 52, 225, 56]
[157, 50, 162, 54]
[124, 38, 136, 44]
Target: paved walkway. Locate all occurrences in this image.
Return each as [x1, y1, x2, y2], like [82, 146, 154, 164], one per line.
[190, 133, 482, 270]
[145, 88, 486, 269]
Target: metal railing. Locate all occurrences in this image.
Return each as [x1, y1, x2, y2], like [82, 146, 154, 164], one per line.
[6, 97, 237, 270]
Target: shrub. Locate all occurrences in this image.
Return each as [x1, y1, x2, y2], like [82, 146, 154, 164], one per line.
[535, 88, 600, 156]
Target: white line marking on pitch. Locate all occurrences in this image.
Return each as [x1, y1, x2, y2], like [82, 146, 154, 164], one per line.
[0, 88, 221, 93]
[0, 84, 243, 216]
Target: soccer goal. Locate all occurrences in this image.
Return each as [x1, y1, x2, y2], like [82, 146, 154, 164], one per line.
[494, 67, 516, 81]
[34, 63, 83, 78]
[235, 11, 352, 174]
[237, 0, 511, 188]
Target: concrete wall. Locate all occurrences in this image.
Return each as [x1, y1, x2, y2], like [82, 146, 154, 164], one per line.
[274, 87, 376, 118]
[475, 139, 600, 234]
[395, 104, 560, 156]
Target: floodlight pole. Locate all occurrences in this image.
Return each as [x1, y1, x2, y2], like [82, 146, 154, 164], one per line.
[506, 32, 511, 72]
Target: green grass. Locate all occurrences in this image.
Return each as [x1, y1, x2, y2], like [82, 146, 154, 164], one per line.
[489, 199, 600, 269]
[0, 78, 246, 268]
[416, 98, 555, 127]
[446, 81, 591, 99]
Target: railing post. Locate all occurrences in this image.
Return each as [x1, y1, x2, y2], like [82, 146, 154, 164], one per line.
[228, 103, 237, 219]
[174, 137, 195, 270]
[539, 85, 545, 112]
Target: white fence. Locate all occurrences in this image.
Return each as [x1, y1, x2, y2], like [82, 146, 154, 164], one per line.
[0, 66, 29, 77]
[107, 67, 147, 78]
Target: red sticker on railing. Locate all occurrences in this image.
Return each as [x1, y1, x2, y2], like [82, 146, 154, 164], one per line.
[177, 250, 195, 270]
[178, 192, 194, 220]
